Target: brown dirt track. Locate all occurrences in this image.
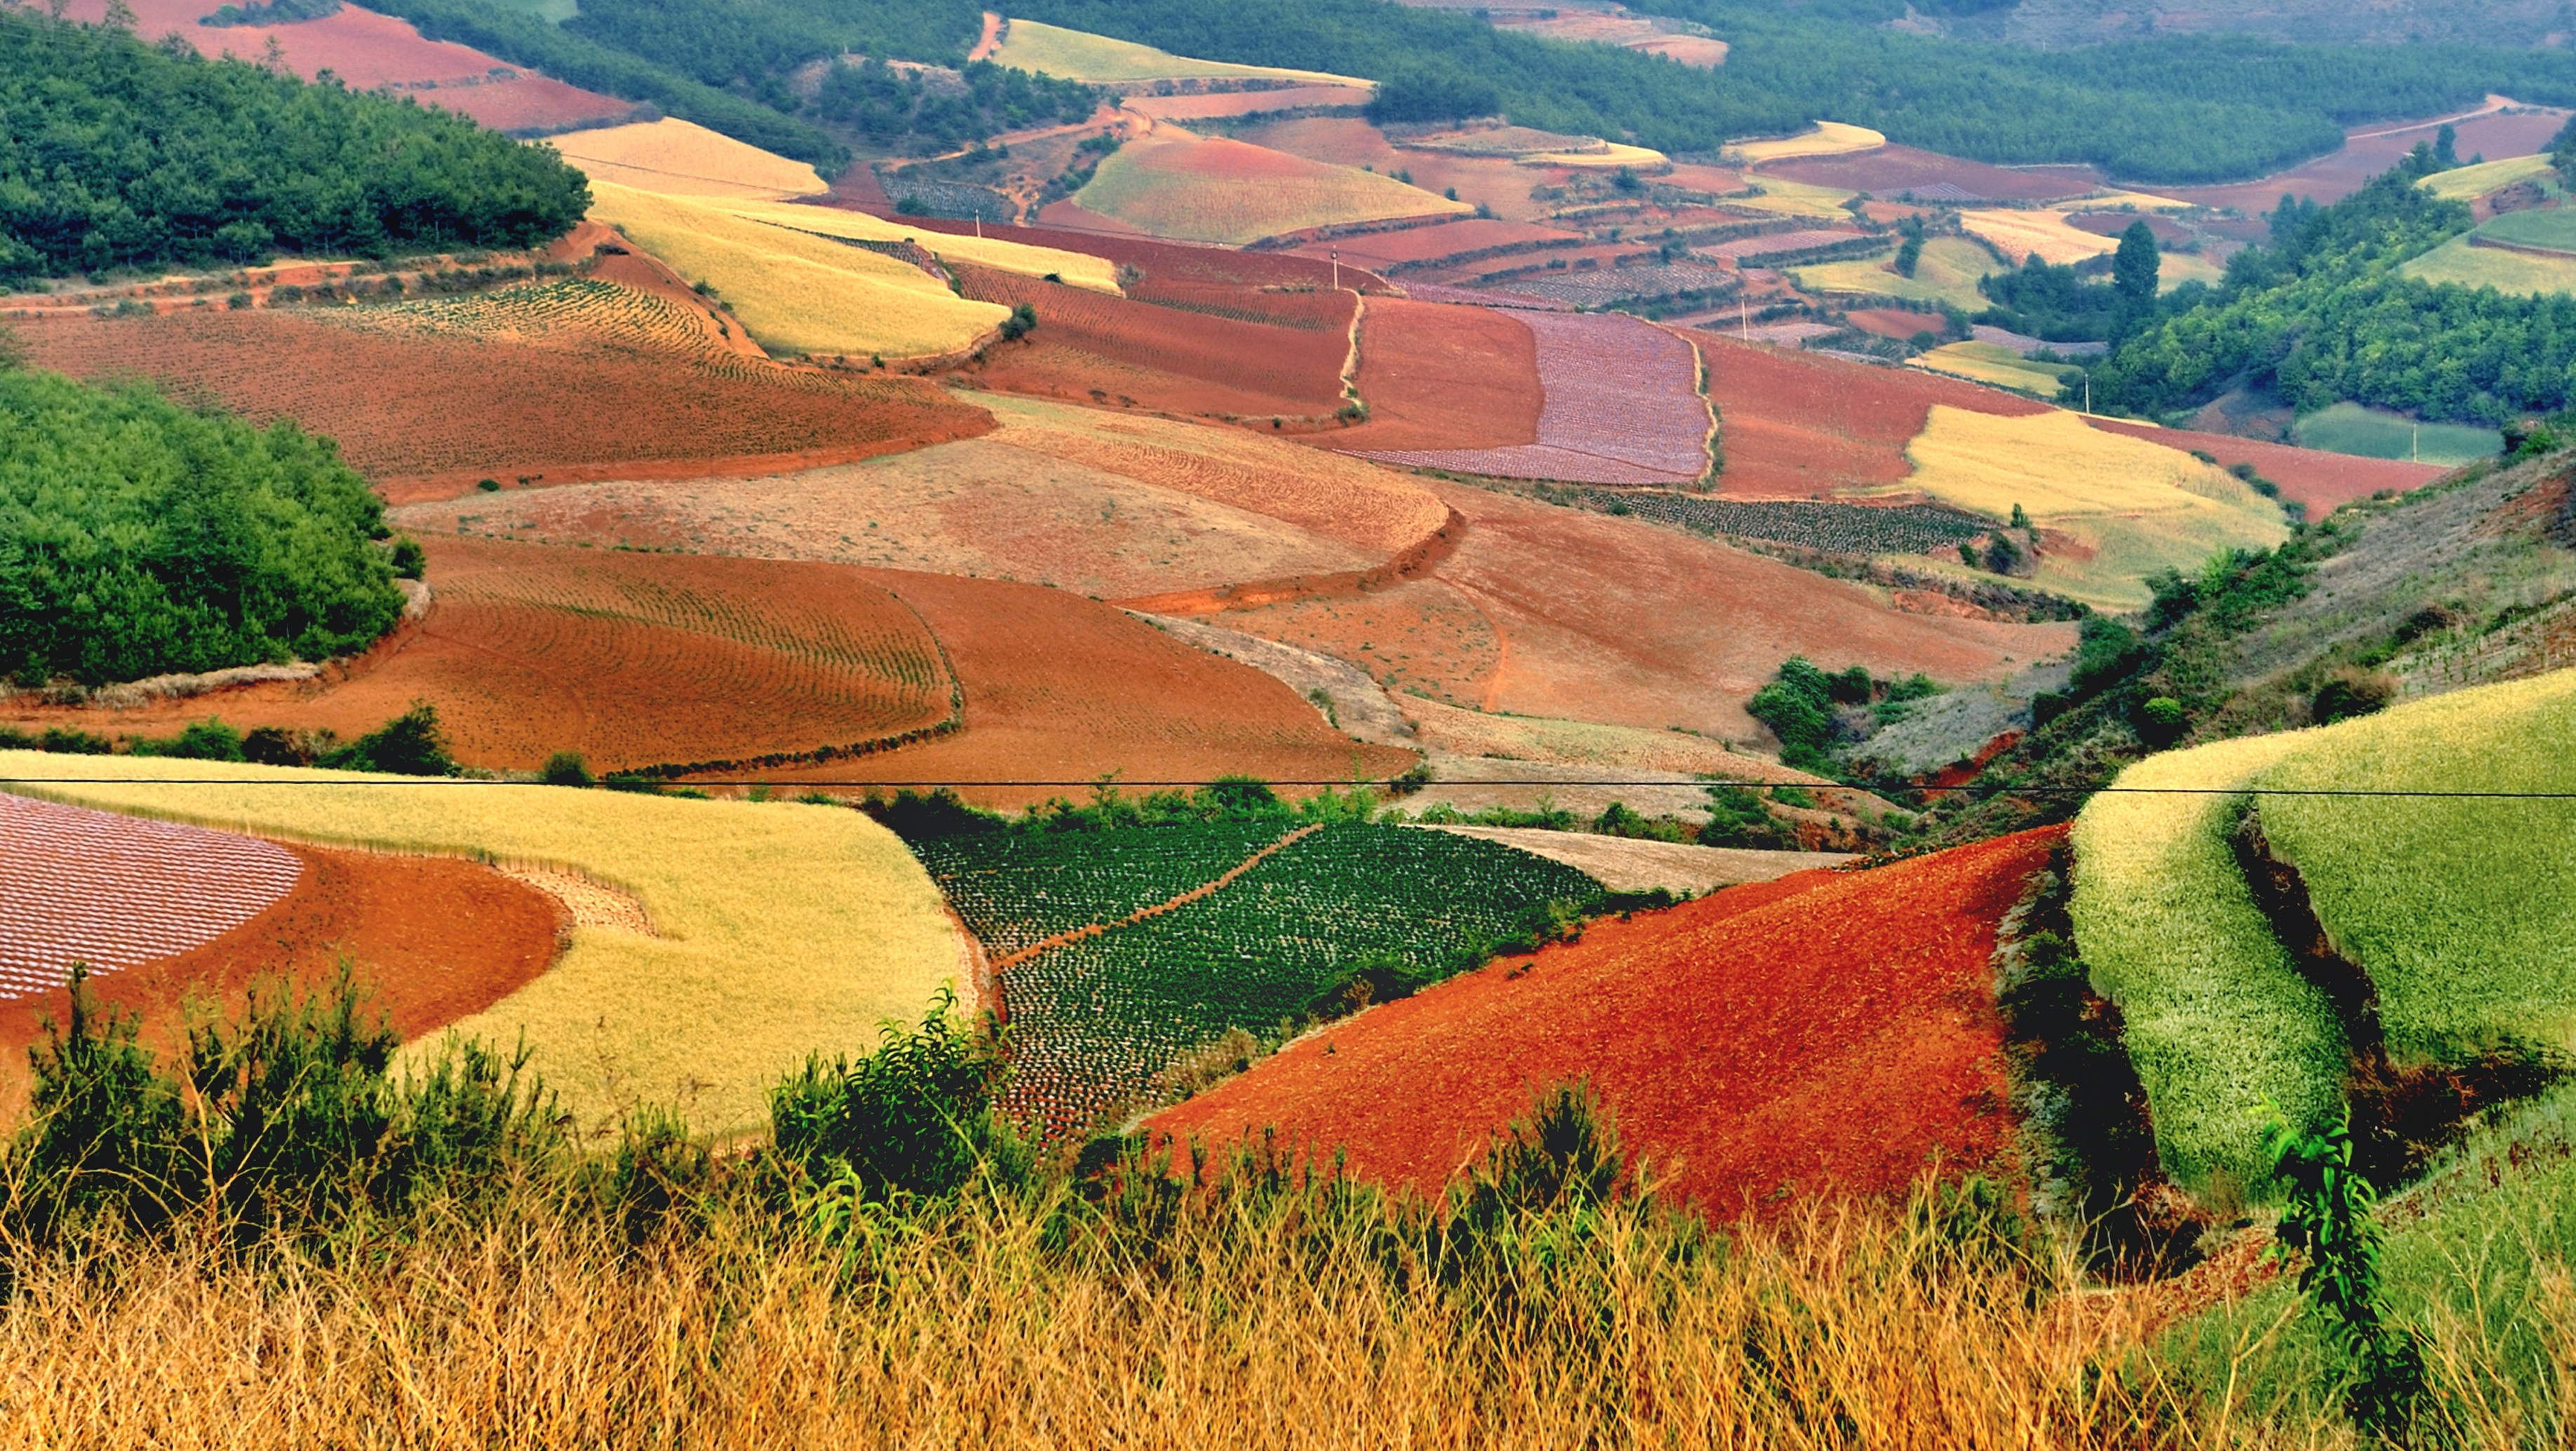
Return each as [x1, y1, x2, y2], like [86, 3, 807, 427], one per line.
[683, 570, 1416, 807]
[1328, 297, 1543, 453]
[1151, 827, 2062, 1215]
[0, 842, 561, 1111]
[2083, 418, 2445, 511]
[13, 302, 989, 503]
[1695, 335, 2051, 500]
[0, 538, 958, 775]
[954, 264, 1355, 421]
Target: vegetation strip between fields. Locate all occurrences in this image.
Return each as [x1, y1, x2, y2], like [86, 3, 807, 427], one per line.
[988, 823, 1320, 972]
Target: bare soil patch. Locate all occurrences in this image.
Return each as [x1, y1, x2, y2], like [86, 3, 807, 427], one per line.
[1842, 307, 1947, 340]
[1410, 827, 1852, 895]
[1122, 85, 1376, 120]
[1694, 335, 2050, 500]
[13, 303, 988, 503]
[2084, 418, 2444, 512]
[1292, 219, 1581, 269]
[1757, 145, 2096, 202]
[2145, 109, 2568, 211]
[1327, 297, 1543, 453]
[843, 209, 1386, 291]
[1151, 826, 2060, 1214]
[1237, 117, 1582, 224]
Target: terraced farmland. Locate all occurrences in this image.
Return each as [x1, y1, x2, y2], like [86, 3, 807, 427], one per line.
[1073, 132, 1468, 247]
[1349, 312, 1709, 483]
[972, 823, 1602, 1136]
[1560, 493, 1991, 555]
[0, 794, 300, 998]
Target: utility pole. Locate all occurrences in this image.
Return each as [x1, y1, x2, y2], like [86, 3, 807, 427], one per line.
[2413, 422, 2420, 462]
[1331, 248, 1339, 291]
[1739, 293, 1747, 341]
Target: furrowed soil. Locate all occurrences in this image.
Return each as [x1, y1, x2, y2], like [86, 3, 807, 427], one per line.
[2084, 418, 2445, 512]
[1694, 335, 2051, 500]
[0, 538, 956, 774]
[1214, 479, 2076, 737]
[1235, 118, 1583, 224]
[1755, 145, 2094, 202]
[2143, 109, 2570, 211]
[0, 840, 561, 1114]
[1292, 219, 1582, 269]
[1073, 130, 1468, 246]
[1151, 827, 2060, 1213]
[953, 263, 1354, 420]
[1326, 297, 1543, 453]
[842, 211, 1388, 293]
[13, 301, 990, 502]
[680, 570, 1416, 808]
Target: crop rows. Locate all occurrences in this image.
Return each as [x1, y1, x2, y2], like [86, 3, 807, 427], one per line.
[1496, 262, 1738, 309]
[912, 822, 1301, 959]
[0, 792, 301, 998]
[1564, 490, 1991, 554]
[989, 824, 1600, 1137]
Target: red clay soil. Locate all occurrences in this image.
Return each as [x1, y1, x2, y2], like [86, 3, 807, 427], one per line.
[0, 841, 560, 1114]
[1661, 163, 1749, 194]
[1842, 307, 1950, 340]
[63, 0, 632, 131]
[953, 263, 1355, 420]
[1325, 297, 1543, 453]
[685, 569, 1416, 808]
[2084, 417, 2445, 511]
[1209, 577, 1506, 709]
[1123, 86, 1376, 121]
[861, 209, 1393, 292]
[2062, 212, 2192, 243]
[1694, 334, 2052, 500]
[1235, 118, 1581, 226]
[2146, 109, 2569, 211]
[1291, 218, 1582, 269]
[14, 306, 989, 503]
[1757, 145, 2097, 203]
[1151, 827, 2064, 1215]
[0, 537, 958, 775]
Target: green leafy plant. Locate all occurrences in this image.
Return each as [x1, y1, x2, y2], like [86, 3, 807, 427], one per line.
[2262, 1108, 2426, 1436]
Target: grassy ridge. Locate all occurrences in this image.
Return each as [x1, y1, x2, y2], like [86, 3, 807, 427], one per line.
[2, 752, 962, 1134]
[2250, 671, 2576, 1071]
[2069, 732, 2349, 1206]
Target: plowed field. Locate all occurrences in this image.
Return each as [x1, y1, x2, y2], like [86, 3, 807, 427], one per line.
[13, 300, 989, 502]
[1756, 145, 2093, 203]
[2145, 109, 2570, 211]
[1123, 85, 1376, 120]
[953, 263, 1354, 420]
[1075, 131, 1469, 246]
[1694, 335, 2051, 500]
[1350, 312, 1708, 484]
[2084, 418, 2443, 512]
[1151, 827, 2060, 1213]
[1294, 219, 1581, 269]
[680, 570, 1418, 807]
[64, 0, 631, 132]
[0, 538, 956, 775]
[1237, 118, 1581, 225]
[1327, 297, 1542, 453]
[871, 213, 1386, 291]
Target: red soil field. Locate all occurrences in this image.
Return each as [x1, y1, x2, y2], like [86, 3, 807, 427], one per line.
[1327, 296, 1543, 453]
[1236, 118, 1581, 225]
[0, 833, 561, 1109]
[1123, 85, 1376, 121]
[2145, 108, 2569, 211]
[1757, 145, 2097, 203]
[831, 208, 1390, 292]
[1203, 579, 1505, 710]
[683, 570, 1416, 808]
[1035, 198, 1153, 237]
[953, 263, 1354, 420]
[1693, 334, 2051, 500]
[1151, 827, 2063, 1214]
[63, 0, 631, 132]
[14, 303, 989, 502]
[1706, 228, 1865, 261]
[1290, 218, 1581, 269]
[0, 538, 958, 775]
[1661, 163, 1749, 195]
[2084, 417, 2444, 511]
[1843, 307, 1948, 340]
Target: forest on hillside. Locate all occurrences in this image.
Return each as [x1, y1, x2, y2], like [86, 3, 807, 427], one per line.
[0, 9, 589, 282]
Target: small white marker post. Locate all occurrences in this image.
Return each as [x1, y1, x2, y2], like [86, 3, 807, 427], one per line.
[1331, 248, 1340, 291]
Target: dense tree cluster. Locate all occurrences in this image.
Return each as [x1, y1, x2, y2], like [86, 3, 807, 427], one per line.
[2094, 170, 2576, 425]
[1980, 220, 2179, 344]
[809, 60, 1099, 153]
[0, 364, 405, 686]
[0, 10, 588, 283]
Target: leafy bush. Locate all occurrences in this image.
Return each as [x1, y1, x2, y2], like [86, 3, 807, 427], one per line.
[770, 991, 1024, 1202]
[0, 369, 404, 686]
[318, 702, 456, 776]
[2310, 667, 2396, 725]
[539, 750, 596, 788]
[0, 9, 586, 283]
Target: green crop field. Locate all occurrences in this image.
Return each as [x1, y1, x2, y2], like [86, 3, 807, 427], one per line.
[2473, 206, 2576, 253]
[2399, 231, 2576, 297]
[2069, 733, 2351, 1207]
[2417, 152, 2557, 203]
[913, 821, 1303, 959]
[1792, 237, 1993, 311]
[982, 823, 1601, 1136]
[2288, 401, 2502, 465]
[2247, 670, 2576, 1071]
[1911, 341, 2080, 398]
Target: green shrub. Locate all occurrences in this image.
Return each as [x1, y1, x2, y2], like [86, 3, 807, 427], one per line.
[389, 536, 427, 580]
[318, 702, 455, 776]
[538, 750, 595, 788]
[770, 991, 1024, 1203]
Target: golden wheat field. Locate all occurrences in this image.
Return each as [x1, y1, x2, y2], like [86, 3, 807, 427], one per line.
[1730, 120, 1886, 165]
[586, 181, 1008, 358]
[718, 201, 1122, 293]
[992, 18, 1364, 86]
[0, 752, 964, 1136]
[1960, 208, 2121, 267]
[545, 118, 827, 201]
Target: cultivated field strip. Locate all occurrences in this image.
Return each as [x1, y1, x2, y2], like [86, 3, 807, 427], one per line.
[915, 822, 1305, 961]
[0, 793, 300, 998]
[1350, 312, 1710, 484]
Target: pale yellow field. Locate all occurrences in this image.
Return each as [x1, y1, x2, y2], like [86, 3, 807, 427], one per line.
[1073, 132, 1468, 245]
[1910, 341, 2077, 397]
[2400, 231, 2576, 296]
[586, 181, 1008, 357]
[544, 119, 826, 201]
[1, 752, 964, 1136]
[1404, 697, 1800, 777]
[993, 18, 1364, 86]
[1891, 406, 2288, 608]
[1729, 121, 1884, 165]
[2420, 152, 2556, 202]
[1961, 208, 2117, 267]
[1529, 142, 1669, 169]
[1793, 235, 1991, 308]
[1733, 175, 1863, 220]
[718, 200, 1122, 293]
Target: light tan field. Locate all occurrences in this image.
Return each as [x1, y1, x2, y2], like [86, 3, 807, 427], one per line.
[1409, 827, 1851, 896]
[992, 18, 1366, 86]
[718, 201, 1121, 292]
[393, 394, 1448, 599]
[1959, 208, 2119, 267]
[1731, 121, 1885, 165]
[545, 119, 826, 200]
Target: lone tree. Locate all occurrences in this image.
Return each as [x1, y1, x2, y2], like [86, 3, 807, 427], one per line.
[2112, 219, 2160, 307]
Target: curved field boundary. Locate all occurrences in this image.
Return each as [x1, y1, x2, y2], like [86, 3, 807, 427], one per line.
[988, 824, 1321, 975]
[1344, 312, 1710, 484]
[2467, 233, 2576, 260]
[1111, 504, 1465, 615]
[0, 794, 301, 998]
[3, 752, 962, 1137]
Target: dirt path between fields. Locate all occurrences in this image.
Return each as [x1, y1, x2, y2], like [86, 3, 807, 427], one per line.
[988, 824, 1321, 975]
